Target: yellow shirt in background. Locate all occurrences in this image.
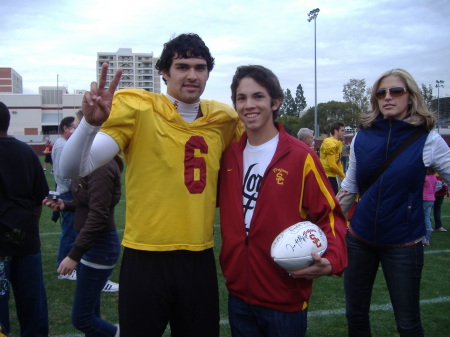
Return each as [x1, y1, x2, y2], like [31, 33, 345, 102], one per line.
[319, 137, 345, 179]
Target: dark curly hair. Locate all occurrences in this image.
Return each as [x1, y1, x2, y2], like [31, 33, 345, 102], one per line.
[230, 65, 284, 120]
[155, 33, 215, 84]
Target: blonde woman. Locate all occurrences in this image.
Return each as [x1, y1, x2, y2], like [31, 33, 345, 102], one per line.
[337, 68, 450, 336]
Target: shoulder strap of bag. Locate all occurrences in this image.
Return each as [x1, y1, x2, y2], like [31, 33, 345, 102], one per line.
[360, 128, 427, 196]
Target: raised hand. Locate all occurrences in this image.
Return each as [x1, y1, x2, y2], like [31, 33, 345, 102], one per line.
[82, 62, 123, 126]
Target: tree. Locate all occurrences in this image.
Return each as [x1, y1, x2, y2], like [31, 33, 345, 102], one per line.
[294, 84, 307, 113]
[300, 101, 359, 136]
[343, 79, 369, 113]
[279, 84, 307, 117]
[276, 115, 302, 137]
[421, 83, 434, 108]
[279, 88, 297, 117]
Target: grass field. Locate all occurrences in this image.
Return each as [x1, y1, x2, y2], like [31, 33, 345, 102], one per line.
[6, 156, 450, 336]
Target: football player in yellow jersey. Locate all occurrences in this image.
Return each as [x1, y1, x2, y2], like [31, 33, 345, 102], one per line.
[60, 34, 242, 337]
[319, 122, 346, 194]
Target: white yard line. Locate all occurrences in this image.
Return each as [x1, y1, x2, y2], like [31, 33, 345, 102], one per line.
[52, 296, 450, 336]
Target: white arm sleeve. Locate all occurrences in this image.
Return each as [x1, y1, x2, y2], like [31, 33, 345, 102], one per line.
[340, 133, 359, 193]
[60, 118, 120, 178]
[423, 131, 450, 184]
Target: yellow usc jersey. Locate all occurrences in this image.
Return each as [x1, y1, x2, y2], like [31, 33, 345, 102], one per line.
[101, 89, 242, 251]
[319, 137, 343, 177]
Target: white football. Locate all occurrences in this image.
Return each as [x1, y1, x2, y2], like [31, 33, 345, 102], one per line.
[271, 221, 328, 270]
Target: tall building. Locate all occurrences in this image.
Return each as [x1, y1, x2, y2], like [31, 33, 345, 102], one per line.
[97, 48, 161, 93]
[0, 68, 23, 93]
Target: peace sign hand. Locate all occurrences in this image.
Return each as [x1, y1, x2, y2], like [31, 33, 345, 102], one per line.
[82, 62, 123, 126]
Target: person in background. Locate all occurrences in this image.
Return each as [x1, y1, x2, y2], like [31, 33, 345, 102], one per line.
[219, 65, 347, 337]
[337, 68, 450, 336]
[59, 33, 242, 336]
[43, 139, 53, 174]
[53, 113, 119, 290]
[45, 154, 123, 337]
[319, 122, 346, 194]
[297, 127, 314, 148]
[0, 101, 49, 337]
[52, 115, 79, 280]
[422, 167, 437, 246]
[341, 141, 350, 173]
[433, 173, 448, 232]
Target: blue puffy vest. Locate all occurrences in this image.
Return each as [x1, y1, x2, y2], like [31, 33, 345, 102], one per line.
[351, 117, 428, 245]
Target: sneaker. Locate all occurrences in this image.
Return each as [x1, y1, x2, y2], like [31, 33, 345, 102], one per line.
[436, 227, 448, 232]
[58, 270, 77, 281]
[102, 280, 119, 293]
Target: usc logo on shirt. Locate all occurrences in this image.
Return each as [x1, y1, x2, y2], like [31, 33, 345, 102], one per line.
[273, 168, 288, 185]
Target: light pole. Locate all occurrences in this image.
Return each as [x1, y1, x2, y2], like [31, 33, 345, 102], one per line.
[436, 80, 444, 133]
[308, 8, 320, 139]
[57, 74, 60, 134]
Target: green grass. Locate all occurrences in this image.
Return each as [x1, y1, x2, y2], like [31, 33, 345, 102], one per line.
[6, 156, 450, 336]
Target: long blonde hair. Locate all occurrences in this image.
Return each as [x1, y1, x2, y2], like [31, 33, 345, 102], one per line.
[360, 69, 436, 131]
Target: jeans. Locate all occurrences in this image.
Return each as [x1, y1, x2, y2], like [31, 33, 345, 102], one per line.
[227, 294, 307, 337]
[423, 201, 434, 241]
[82, 231, 120, 266]
[57, 191, 77, 266]
[433, 195, 444, 229]
[344, 233, 424, 337]
[71, 262, 117, 337]
[341, 157, 348, 173]
[0, 253, 48, 337]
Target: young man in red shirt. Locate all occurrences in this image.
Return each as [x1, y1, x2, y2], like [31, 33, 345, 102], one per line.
[219, 65, 347, 337]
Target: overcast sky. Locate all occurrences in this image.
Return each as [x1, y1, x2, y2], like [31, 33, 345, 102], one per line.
[1, 0, 449, 108]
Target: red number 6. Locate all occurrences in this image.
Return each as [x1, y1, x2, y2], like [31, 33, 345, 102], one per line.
[184, 136, 208, 194]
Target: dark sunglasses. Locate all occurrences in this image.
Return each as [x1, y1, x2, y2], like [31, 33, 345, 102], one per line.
[375, 87, 408, 99]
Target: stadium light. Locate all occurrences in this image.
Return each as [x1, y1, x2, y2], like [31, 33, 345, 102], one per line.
[308, 8, 320, 139]
[436, 80, 445, 133]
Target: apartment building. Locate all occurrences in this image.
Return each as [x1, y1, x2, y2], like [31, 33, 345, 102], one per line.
[0, 67, 23, 93]
[1, 48, 162, 142]
[97, 48, 161, 93]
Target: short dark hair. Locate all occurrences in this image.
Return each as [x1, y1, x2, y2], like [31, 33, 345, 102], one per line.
[230, 65, 285, 120]
[59, 116, 75, 135]
[330, 122, 345, 135]
[155, 33, 215, 84]
[0, 102, 11, 132]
